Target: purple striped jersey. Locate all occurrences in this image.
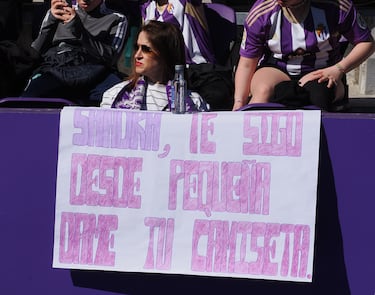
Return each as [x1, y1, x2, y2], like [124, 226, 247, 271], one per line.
[240, 0, 373, 75]
[141, 0, 215, 64]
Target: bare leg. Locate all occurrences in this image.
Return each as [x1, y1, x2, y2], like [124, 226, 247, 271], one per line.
[250, 67, 290, 103]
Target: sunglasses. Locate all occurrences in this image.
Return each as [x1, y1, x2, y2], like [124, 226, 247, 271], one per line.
[134, 44, 154, 54]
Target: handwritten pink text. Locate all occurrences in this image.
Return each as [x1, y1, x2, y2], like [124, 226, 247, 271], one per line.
[72, 109, 162, 151]
[144, 217, 175, 270]
[191, 220, 309, 278]
[70, 153, 142, 208]
[243, 112, 303, 156]
[190, 113, 217, 154]
[59, 212, 118, 266]
[169, 160, 270, 216]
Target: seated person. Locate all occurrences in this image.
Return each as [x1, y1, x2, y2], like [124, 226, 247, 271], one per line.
[233, 0, 375, 111]
[140, 0, 234, 110]
[100, 20, 208, 111]
[141, 0, 214, 64]
[21, 0, 127, 104]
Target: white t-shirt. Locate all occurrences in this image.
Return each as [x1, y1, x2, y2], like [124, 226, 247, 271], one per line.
[100, 80, 169, 110]
[145, 82, 169, 111]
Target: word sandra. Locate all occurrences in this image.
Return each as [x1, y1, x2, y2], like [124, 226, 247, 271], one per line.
[70, 153, 143, 208]
[59, 212, 118, 266]
[169, 159, 270, 216]
[192, 220, 310, 278]
[72, 109, 162, 151]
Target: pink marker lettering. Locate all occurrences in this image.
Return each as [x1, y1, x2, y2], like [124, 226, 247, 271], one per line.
[251, 162, 271, 215]
[189, 113, 217, 154]
[127, 112, 162, 151]
[168, 160, 184, 210]
[94, 215, 118, 266]
[144, 217, 175, 270]
[72, 109, 96, 146]
[280, 224, 294, 277]
[262, 223, 280, 276]
[243, 112, 303, 156]
[191, 220, 311, 278]
[232, 221, 253, 274]
[59, 212, 118, 266]
[191, 219, 210, 271]
[112, 157, 142, 208]
[205, 220, 229, 272]
[70, 153, 142, 208]
[280, 224, 310, 278]
[72, 109, 162, 151]
[248, 222, 266, 274]
[291, 225, 310, 278]
[92, 109, 112, 148]
[169, 160, 270, 216]
[86, 154, 101, 206]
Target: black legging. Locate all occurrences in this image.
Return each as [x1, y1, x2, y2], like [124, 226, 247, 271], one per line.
[303, 79, 335, 111]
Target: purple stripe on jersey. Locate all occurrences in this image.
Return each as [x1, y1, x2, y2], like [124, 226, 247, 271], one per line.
[185, 13, 215, 64]
[141, 0, 214, 65]
[241, 0, 372, 76]
[280, 16, 292, 62]
[301, 11, 317, 73]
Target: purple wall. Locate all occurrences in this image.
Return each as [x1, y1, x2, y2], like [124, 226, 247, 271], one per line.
[323, 113, 375, 295]
[0, 109, 373, 295]
[0, 109, 115, 295]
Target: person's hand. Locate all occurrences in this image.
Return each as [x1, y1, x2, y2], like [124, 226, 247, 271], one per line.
[51, 0, 68, 20]
[61, 6, 76, 23]
[298, 65, 344, 88]
[51, 0, 76, 23]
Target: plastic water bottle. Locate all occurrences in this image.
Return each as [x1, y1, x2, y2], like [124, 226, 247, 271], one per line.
[173, 65, 187, 114]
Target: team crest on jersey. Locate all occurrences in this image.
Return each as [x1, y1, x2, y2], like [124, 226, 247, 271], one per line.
[315, 23, 329, 40]
[166, 3, 174, 14]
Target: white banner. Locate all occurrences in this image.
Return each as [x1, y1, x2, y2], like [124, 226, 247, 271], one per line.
[53, 107, 321, 282]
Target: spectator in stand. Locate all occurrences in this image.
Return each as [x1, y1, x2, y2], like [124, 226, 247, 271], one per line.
[140, 0, 234, 110]
[100, 20, 208, 111]
[21, 0, 127, 105]
[141, 0, 214, 64]
[233, 0, 375, 111]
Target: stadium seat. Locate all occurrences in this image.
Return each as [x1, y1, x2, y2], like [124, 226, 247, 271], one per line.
[204, 3, 237, 66]
[0, 97, 77, 108]
[237, 102, 322, 111]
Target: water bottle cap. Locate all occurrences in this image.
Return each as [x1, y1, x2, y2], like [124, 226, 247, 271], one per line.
[175, 65, 185, 71]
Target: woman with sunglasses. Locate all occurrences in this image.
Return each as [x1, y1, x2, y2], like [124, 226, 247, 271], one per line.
[140, 0, 235, 111]
[100, 20, 208, 111]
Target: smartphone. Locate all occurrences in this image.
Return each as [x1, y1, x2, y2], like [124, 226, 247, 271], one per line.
[65, 0, 72, 6]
